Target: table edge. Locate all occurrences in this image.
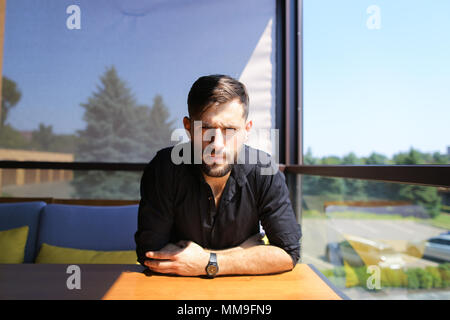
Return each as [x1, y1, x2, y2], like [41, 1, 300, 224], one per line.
[307, 264, 351, 300]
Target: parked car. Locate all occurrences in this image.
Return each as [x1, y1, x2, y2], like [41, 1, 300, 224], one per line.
[406, 233, 450, 262]
[325, 235, 405, 269]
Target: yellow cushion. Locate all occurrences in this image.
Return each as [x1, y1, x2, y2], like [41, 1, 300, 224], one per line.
[35, 243, 138, 264]
[0, 225, 29, 264]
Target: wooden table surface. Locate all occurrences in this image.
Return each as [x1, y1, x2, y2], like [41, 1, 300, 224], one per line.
[0, 263, 347, 300]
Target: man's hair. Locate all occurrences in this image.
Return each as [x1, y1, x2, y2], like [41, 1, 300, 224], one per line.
[187, 74, 249, 120]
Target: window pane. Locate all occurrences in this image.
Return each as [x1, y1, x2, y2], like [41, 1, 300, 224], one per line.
[0, 168, 141, 200]
[303, 0, 450, 164]
[1, 0, 277, 163]
[296, 172, 450, 300]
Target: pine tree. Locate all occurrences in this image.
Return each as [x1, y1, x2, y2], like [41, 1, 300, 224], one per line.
[72, 66, 174, 199]
[75, 66, 146, 163]
[145, 95, 176, 158]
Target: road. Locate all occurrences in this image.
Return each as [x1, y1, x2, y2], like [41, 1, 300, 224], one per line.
[300, 218, 450, 299]
[300, 218, 448, 270]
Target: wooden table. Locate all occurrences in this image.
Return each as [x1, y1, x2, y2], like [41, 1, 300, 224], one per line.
[0, 264, 348, 300]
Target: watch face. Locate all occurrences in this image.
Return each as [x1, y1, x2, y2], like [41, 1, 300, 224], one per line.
[207, 264, 218, 275]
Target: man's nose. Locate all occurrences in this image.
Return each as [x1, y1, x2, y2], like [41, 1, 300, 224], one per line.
[211, 128, 225, 151]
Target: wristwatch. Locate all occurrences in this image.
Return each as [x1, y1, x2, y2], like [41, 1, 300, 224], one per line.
[205, 252, 219, 278]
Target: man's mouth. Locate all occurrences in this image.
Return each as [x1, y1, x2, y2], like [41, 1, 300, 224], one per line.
[205, 153, 227, 164]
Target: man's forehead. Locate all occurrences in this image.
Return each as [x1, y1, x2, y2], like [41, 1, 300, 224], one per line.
[198, 117, 243, 128]
[194, 99, 246, 125]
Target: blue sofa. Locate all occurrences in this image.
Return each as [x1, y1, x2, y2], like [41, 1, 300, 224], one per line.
[0, 201, 139, 263]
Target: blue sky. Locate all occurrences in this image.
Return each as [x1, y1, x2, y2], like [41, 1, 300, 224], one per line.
[303, 0, 450, 158]
[3, 0, 271, 134]
[3, 0, 449, 159]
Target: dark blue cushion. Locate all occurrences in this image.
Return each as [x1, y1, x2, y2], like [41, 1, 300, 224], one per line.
[0, 202, 46, 263]
[37, 204, 138, 252]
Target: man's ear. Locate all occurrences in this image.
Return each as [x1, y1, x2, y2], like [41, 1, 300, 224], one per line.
[244, 120, 253, 140]
[183, 116, 192, 140]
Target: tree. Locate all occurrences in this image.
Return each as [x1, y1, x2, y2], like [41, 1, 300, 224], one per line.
[31, 123, 55, 150]
[315, 155, 346, 200]
[341, 152, 367, 200]
[0, 124, 29, 149]
[302, 147, 320, 197]
[1, 76, 22, 127]
[392, 147, 441, 218]
[146, 95, 176, 156]
[301, 150, 346, 200]
[304, 147, 318, 165]
[393, 147, 424, 165]
[397, 184, 441, 218]
[75, 66, 144, 163]
[364, 152, 389, 165]
[30, 123, 78, 153]
[431, 151, 449, 165]
[342, 152, 363, 165]
[72, 66, 174, 199]
[47, 133, 79, 154]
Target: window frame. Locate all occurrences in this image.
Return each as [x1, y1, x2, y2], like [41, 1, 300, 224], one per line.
[0, 0, 449, 194]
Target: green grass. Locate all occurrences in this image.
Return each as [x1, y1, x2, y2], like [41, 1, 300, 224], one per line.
[302, 209, 450, 230]
[302, 209, 411, 220]
[319, 263, 450, 290]
[427, 213, 450, 230]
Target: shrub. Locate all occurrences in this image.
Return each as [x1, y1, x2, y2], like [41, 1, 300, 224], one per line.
[322, 264, 450, 290]
[322, 266, 346, 288]
[416, 268, 433, 289]
[438, 263, 450, 287]
[425, 266, 443, 288]
[321, 269, 334, 278]
[354, 267, 372, 290]
[381, 268, 407, 288]
[344, 262, 360, 288]
[333, 266, 346, 278]
[405, 268, 420, 289]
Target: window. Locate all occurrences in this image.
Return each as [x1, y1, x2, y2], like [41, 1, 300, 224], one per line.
[294, 173, 450, 299]
[0, 0, 278, 199]
[1, 0, 277, 160]
[303, 0, 450, 164]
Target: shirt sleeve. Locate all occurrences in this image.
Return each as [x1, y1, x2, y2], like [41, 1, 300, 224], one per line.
[134, 151, 175, 266]
[257, 168, 302, 266]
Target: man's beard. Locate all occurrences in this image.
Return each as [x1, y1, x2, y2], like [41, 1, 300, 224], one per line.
[201, 150, 237, 177]
[199, 144, 245, 178]
[201, 161, 233, 177]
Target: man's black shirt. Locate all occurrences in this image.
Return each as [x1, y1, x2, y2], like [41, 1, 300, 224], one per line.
[135, 143, 302, 266]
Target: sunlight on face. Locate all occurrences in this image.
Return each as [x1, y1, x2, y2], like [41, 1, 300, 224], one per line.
[190, 99, 251, 177]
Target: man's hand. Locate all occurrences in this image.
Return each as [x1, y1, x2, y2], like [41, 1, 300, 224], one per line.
[144, 234, 293, 276]
[144, 241, 209, 276]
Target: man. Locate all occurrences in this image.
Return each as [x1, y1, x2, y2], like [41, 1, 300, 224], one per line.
[135, 74, 301, 277]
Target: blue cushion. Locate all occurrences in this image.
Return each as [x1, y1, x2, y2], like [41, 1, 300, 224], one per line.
[37, 204, 138, 252]
[0, 202, 46, 263]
